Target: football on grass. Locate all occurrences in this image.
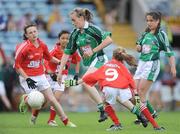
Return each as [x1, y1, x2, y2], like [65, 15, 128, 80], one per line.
[27, 90, 45, 109]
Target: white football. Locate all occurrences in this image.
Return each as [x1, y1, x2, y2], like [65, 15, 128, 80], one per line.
[27, 90, 45, 109]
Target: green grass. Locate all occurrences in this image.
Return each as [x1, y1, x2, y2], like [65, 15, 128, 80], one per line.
[0, 111, 180, 134]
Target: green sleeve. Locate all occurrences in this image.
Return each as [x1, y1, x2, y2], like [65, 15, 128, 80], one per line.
[136, 32, 147, 45]
[90, 24, 111, 41]
[159, 31, 174, 57]
[64, 29, 78, 55]
[102, 31, 112, 40]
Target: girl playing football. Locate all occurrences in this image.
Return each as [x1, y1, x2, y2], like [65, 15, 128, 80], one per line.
[65, 47, 165, 131]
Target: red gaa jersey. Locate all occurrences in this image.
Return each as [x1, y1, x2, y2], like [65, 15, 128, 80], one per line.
[83, 59, 135, 91]
[14, 39, 52, 76]
[44, 43, 81, 75]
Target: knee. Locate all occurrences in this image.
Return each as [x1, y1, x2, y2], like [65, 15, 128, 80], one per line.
[55, 97, 61, 103]
[47, 96, 56, 104]
[138, 87, 147, 95]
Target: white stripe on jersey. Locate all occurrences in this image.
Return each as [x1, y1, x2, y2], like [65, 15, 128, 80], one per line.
[15, 42, 27, 59]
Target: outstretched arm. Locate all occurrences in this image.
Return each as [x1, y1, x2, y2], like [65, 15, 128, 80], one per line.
[93, 36, 112, 53]
[57, 53, 70, 83]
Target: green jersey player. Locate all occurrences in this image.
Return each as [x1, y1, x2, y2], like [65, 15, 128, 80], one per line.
[57, 8, 112, 123]
[134, 11, 176, 127]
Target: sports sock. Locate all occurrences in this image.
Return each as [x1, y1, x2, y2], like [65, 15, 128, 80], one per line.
[48, 106, 56, 122]
[61, 117, 68, 125]
[105, 104, 120, 125]
[131, 106, 141, 116]
[145, 100, 156, 115]
[140, 104, 159, 128]
[32, 109, 39, 117]
[97, 103, 104, 112]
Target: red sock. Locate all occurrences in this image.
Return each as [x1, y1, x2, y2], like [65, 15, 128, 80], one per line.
[105, 104, 120, 125]
[140, 105, 159, 128]
[48, 106, 56, 122]
[32, 109, 39, 117]
[62, 118, 68, 125]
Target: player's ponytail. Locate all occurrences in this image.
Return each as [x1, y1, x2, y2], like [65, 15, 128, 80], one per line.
[113, 47, 137, 67]
[71, 7, 93, 22]
[83, 8, 93, 22]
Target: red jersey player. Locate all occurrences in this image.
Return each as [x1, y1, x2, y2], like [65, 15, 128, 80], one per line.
[14, 24, 76, 127]
[44, 30, 81, 126]
[65, 47, 165, 131]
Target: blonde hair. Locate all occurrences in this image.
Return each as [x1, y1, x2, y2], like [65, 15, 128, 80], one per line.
[70, 7, 93, 22]
[113, 47, 137, 67]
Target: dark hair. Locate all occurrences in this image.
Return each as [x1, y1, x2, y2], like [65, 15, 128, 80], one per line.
[70, 7, 93, 22]
[145, 11, 161, 34]
[23, 23, 37, 40]
[58, 30, 70, 38]
[113, 47, 137, 67]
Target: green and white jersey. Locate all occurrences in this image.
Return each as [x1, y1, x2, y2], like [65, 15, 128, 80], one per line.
[64, 21, 111, 66]
[136, 29, 174, 61]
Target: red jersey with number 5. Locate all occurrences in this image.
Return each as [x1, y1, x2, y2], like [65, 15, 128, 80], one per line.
[14, 39, 52, 76]
[82, 59, 135, 90]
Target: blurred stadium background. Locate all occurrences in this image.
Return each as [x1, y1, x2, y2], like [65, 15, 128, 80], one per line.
[0, 0, 180, 113]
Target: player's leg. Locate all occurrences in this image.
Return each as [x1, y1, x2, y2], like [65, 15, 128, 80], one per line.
[18, 76, 32, 113]
[102, 87, 122, 131]
[138, 79, 157, 117]
[83, 67, 107, 122]
[117, 88, 148, 128]
[42, 88, 76, 127]
[47, 90, 62, 127]
[30, 109, 40, 125]
[19, 94, 28, 113]
[139, 103, 165, 130]
[82, 83, 107, 122]
[135, 60, 160, 117]
[120, 99, 148, 128]
[47, 74, 76, 127]
[134, 79, 157, 125]
[46, 75, 62, 127]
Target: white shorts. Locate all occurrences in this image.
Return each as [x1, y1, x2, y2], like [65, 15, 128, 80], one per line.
[134, 60, 160, 81]
[0, 81, 6, 96]
[90, 55, 108, 68]
[19, 74, 50, 94]
[46, 74, 67, 92]
[102, 86, 132, 104]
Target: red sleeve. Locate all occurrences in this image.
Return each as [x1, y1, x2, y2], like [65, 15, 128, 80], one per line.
[71, 52, 81, 64]
[14, 45, 24, 69]
[82, 71, 99, 86]
[49, 48, 56, 57]
[44, 60, 51, 73]
[43, 44, 52, 61]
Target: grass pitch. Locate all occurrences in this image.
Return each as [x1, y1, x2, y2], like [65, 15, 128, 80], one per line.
[0, 111, 180, 134]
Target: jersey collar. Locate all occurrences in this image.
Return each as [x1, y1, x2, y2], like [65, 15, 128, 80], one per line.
[83, 21, 89, 29]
